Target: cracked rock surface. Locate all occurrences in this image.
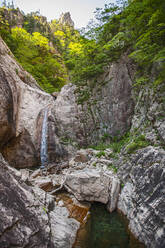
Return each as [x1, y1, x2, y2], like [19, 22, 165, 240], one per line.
[117, 146, 165, 248]
[0, 153, 79, 248]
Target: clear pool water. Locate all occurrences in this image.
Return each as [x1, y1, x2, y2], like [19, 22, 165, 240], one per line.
[74, 203, 145, 248]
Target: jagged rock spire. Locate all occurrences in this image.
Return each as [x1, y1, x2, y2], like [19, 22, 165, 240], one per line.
[59, 12, 74, 27]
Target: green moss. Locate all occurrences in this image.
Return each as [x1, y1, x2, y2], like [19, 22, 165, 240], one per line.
[77, 89, 90, 104]
[101, 133, 111, 142]
[108, 164, 118, 173]
[93, 162, 97, 167]
[121, 183, 124, 188]
[96, 151, 106, 158]
[43, 207, 47, 213]
[15, 68, 18, 75]
[126, 135, 150, 154]
[90, 132, 131, 153]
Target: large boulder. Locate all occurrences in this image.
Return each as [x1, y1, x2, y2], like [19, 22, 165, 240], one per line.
[64, 168, 120, 212]
[50, 205, 80, 248]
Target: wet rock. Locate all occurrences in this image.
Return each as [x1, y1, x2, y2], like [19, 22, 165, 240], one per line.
[56, 193, 91, 224]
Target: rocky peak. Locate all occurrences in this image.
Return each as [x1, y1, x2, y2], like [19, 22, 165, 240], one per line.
[59, 12, 74, 27]
[0, 7, 24, 28]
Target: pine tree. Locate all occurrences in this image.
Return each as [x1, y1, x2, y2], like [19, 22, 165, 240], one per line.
[2, 0, 7, 7]
[11, 0, 15, 9]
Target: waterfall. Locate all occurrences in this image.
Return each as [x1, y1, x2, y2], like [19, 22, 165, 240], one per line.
[40, 109, 48, 169]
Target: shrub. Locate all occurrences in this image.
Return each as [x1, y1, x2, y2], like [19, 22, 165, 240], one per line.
[96, 151, 106, 158]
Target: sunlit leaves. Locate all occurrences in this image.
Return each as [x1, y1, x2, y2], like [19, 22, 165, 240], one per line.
[32, 32, 49, 49]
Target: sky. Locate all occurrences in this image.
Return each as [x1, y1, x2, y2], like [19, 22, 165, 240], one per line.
[13, 0, 116, 28]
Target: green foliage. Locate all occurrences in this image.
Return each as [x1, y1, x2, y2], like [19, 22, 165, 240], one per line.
[107, 164, 118, 173]
[1, 25, 67, 93]
[43, 207, 47, 213]
[65, 0, 165, 87]
[121, 183, 124, 188]
[90, 132, 151, 156]
[96, 151, 106, 158]
[0, 8, 69, 93]
[1, 0, 165, 92]
[77, 88, 90, 104]
[90, 132, 130, 155]
[126, 134, 150, 154]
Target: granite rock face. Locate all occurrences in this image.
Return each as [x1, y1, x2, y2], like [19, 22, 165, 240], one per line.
[54, 56, 134, 146]
[59, 12, 74, 27]
[1, 8, 24, 28]
[0, 66, 16, 147]
[117, 146, 165, 248]
[0, 153, 52, 248]
[0, 37, 67, 168]
[0, 37, 135, 166]
[131, 83, 165, 145]
[0, 153, 80, 248]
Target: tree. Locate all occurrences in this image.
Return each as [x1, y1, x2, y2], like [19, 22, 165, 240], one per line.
[2, 0, 7, 7]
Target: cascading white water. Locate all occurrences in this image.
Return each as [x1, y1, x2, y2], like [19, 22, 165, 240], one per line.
[40, 109, 48, 169]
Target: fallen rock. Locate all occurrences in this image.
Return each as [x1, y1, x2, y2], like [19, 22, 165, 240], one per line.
[65, 168, 120, 211]
[33, 177, 53, 192]
[20, 168, 30, 182]
[74, 149, 90, 163]
[50, 205, 80, 248]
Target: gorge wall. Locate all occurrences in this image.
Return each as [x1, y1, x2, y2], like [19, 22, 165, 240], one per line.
[0, 37, 67, 168]
[0, 36, 164, 248]
[54, 55, 135, 147]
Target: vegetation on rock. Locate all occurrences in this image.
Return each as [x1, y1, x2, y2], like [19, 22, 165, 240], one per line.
[66, 0, 165, 87]
[0, 0, 164, 92]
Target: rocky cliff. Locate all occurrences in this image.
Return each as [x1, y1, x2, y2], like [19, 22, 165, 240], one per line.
[52, 53, 165, 247]
[54, 55, 134, 147]
[59, 12, 74, 27]
[0, 7, 24, 28]
[0, 35, 164, 248]
[0, 37, 67, 168]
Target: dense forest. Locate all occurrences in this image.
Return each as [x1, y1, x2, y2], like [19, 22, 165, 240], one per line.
[0, 0, 165, 93]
